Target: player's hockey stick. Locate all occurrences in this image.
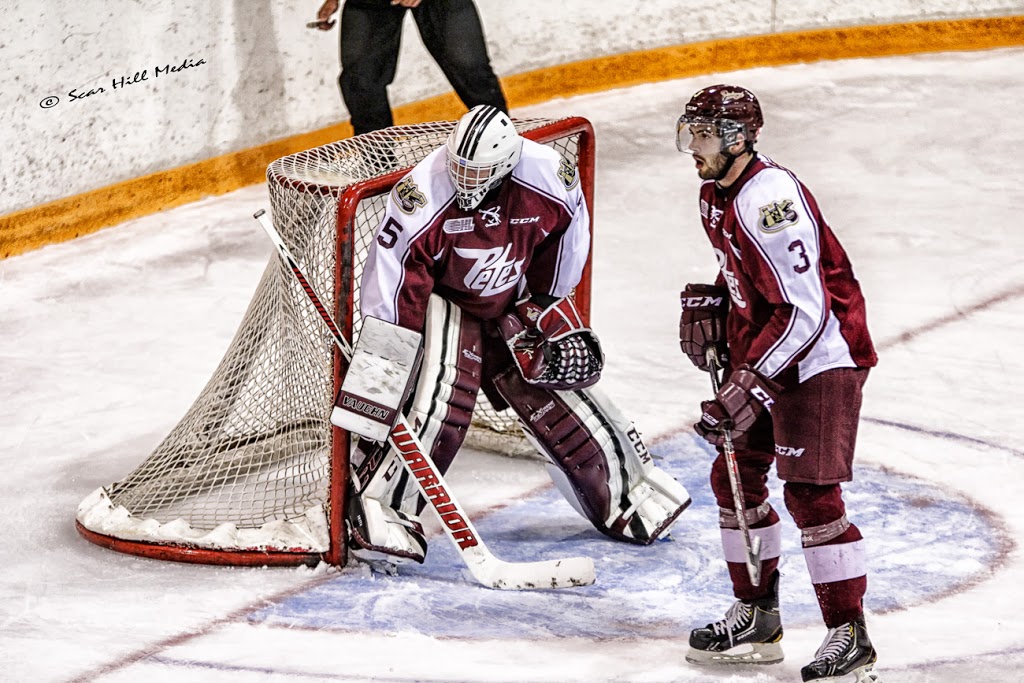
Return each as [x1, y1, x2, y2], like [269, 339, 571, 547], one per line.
[254, 209, 596, 590]
[705, 347, 763, 586]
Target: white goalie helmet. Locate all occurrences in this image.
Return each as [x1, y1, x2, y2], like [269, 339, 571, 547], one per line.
[445, 105, 523, 210]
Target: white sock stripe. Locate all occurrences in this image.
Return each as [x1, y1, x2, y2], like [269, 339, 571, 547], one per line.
[803, 539, 867, 584]
[721, 522, 782, 563]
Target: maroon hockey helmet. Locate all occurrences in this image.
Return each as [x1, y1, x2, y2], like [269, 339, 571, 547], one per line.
[676, 84, 763, 152]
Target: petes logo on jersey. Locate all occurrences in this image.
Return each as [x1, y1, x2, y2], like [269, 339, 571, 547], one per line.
[393, 177, 426, 214]
[455, 244, 524, 296]
[758, 199, 799, 232]
[443, 217, 474, 234]
[714, 247, 747, 309]
[478, 205, 502, 228]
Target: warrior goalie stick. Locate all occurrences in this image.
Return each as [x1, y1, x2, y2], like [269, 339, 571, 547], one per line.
[254, 209, 596, 590]
[705, 347, 763, 586]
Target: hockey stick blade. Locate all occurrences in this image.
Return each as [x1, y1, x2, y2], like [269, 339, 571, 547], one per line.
[254, 209, 596, 590]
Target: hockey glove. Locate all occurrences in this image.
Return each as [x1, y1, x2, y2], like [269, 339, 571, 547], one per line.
[497, 296, 604, 391]
[695, 365, 781, 446]
[680, 283, 729, 371]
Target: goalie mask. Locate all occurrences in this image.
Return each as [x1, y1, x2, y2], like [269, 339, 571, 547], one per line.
[446, 105, 523, 210]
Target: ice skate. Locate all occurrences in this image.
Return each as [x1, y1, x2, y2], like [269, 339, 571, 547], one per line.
[801, 615, 881, 682]
[686, 571, 784, 665]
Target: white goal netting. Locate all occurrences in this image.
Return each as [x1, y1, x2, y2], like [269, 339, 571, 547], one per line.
[76, 117, 592, 563]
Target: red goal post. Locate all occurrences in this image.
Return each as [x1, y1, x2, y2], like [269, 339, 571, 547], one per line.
[76, 116, 595, 568]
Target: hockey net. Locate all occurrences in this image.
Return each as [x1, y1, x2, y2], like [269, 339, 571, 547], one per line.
[76, 116, 595, 567]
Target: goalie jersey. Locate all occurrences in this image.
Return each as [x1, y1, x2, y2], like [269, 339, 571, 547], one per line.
[700, 154, 878, 383]
[361, 139, 591, 329]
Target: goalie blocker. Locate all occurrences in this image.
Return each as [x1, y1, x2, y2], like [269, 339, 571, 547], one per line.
[343, 294, 691, 566]
[330, 317, 423, 442]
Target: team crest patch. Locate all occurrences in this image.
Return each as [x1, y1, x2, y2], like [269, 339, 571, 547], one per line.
[393, 177, 426, 214]
[758, 199, 799, 232]
[558, 157, 579, 190]
[443, 217, 474, 234]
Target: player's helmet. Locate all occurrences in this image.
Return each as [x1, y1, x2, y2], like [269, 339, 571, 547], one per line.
[446, 105, 523, 210]
[676, 84, 763, 152]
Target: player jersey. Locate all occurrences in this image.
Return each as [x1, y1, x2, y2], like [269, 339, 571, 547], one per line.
[698, 155, 877, 383]
[361, 139, 590, 329]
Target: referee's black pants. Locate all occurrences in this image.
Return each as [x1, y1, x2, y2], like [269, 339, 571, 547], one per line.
[339, 0, 508, 135]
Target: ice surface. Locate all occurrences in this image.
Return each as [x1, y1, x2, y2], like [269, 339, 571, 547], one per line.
[1, 48, 1023, 682]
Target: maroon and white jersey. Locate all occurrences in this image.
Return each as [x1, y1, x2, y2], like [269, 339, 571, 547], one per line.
[698, 155, 877, 382]
[361, 139, 590, 329]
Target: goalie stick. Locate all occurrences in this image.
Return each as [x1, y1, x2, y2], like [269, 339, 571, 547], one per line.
[254, 209, 596, 590]
[705, 347, 763, 586]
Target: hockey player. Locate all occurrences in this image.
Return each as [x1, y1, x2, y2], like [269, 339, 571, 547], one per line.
[337, 105, 691, 568]
[674, 85, 882, 682]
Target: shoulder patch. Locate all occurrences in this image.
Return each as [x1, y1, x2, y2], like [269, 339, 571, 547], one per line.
[758, 199, 799, 233]
[393, 176, 427, 214]
[557, 157, 579, 190]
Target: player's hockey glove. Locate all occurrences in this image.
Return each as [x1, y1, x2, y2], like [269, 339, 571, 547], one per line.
[695, 365, 781, 446]
[680, 283, 729, 371]
[498, 296, 604, 391]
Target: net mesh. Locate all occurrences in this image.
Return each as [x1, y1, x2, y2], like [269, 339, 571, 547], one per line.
[78, 117, 587, 552]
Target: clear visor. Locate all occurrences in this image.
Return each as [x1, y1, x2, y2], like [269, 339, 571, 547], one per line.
[676, 116, 723, 155]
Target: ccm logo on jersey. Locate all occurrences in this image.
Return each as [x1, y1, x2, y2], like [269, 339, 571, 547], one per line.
[775, 444, 806, 457]
[510, 216, 540, 225]
[758, 199, 799, 232]
[462, 348, 482, 363]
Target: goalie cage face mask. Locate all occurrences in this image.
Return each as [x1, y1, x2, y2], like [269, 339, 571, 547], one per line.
[446, 105, 523, 210]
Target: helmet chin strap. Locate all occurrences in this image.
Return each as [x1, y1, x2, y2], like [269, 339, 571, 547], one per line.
[713, 143, 753, 184]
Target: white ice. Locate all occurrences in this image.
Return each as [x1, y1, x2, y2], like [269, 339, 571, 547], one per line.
[2, 48, 1023, 682]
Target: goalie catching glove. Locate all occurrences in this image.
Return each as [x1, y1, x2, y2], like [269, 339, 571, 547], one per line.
[695, 365, 782, 446]
[680, 283, 729, 371]
[498, 296, 604, 391]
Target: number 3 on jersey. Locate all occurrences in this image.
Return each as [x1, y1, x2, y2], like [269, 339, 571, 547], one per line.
[788, 239, 811, 274]
[378, 218, 404, 249]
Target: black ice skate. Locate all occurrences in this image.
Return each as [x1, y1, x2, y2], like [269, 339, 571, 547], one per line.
[686, 571, 784, 665]
[801, 616, 881, 682]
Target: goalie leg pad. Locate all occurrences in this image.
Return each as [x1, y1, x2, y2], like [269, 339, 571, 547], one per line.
[346, 295, 483, 563]
[492, 368, 691, 544]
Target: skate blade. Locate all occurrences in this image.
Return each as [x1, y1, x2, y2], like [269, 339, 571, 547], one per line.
[807, 664, 881, 682]
[685, 641, 784, 665]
